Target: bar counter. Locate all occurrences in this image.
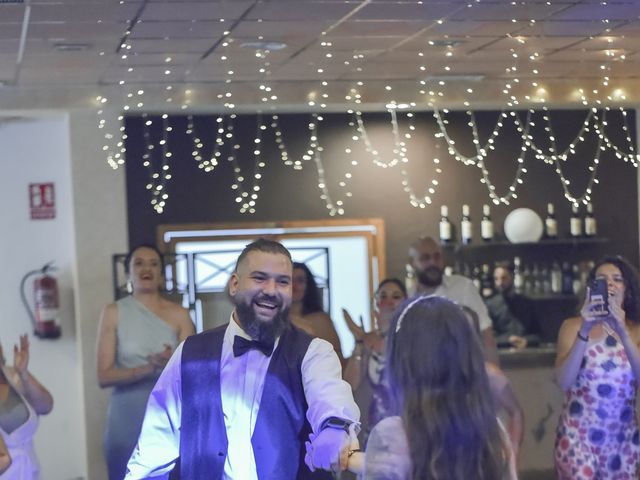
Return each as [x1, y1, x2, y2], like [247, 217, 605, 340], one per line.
[499, 344, 563, 479]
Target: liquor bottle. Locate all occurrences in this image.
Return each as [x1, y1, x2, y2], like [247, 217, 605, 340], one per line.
[439, 205, 453, 244]
[570, 204, 582, 237]
[541, 263, 551, 294]
[584, 202, 597, 237]
[523, 264, 533, 295]
[481, 263, 494, 298]
[461, 204, 473, 245]
[472, 265, 481, 291]
[561, 261, 573, 294]
[531, 263, 542, 295]
[544, 203, 558, 239]
[572, 264, 582, 294]
[551, 261, 563, 294]
[513, 257, 524, 294]
[481, 204, 494, 242]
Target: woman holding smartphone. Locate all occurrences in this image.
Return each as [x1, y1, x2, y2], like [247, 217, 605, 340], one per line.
[555, 255, 640, 478]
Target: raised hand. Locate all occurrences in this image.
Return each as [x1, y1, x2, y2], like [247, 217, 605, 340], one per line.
[342, 308, 365, 341]
[579, 287, 605, 336]
[13, 334, 30, 376]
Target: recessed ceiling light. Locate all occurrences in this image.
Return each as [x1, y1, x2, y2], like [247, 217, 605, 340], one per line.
[424, 74, 485, 82]
[240, 41, 287, 51]
[53, 43, 92, 52]
[429, 39, 466, 47]
[386, 103, 410, 109]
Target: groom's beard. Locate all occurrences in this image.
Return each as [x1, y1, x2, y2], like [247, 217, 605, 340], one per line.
[234, 294, 291, 345]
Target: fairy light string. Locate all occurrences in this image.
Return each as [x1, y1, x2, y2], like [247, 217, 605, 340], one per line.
[126, 105, 637, 215]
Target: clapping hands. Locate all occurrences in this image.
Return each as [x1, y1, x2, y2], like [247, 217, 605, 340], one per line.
[147, 344, 173, 372]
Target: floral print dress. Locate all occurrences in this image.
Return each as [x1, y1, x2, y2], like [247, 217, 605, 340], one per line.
[555, 332, 640, 479]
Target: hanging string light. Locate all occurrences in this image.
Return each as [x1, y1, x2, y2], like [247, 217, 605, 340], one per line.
[474, 110, 532, 205]
[270, 115, 299, 169]
[309, 114, 342, 216]
[433, 109, 510, 166]
[187, 114, 224, 173]
[592, 107, 640, 166]
[511, 107, 595, 165]
[141, 114, 172, 214]
[225, 114, 266, 214]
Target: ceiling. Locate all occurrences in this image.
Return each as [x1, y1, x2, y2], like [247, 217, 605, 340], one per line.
[1, 0, 640, 112]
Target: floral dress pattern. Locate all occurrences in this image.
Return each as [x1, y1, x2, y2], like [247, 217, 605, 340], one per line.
[555, 332, 640, 479]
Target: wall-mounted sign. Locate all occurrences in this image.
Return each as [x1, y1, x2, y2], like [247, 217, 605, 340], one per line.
[29, 183, 56, 220]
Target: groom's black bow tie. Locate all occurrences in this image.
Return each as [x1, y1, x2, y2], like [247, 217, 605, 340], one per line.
[233, 335, 274, 357]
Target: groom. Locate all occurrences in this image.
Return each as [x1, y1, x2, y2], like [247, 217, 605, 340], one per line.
[126, 238, 359, 479]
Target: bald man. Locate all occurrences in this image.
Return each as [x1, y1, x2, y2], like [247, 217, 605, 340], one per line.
[408, 236, 499, 364]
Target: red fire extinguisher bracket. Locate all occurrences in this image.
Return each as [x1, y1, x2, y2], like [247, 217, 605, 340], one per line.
[20, 262, 62, 339]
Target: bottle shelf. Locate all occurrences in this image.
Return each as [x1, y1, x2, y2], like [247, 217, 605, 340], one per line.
[527, 293, 578, 302]
[442, 236, 608, 251]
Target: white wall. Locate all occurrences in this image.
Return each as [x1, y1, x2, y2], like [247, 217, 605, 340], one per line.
[67, 108, 128, 480]
[0, 114, 86, 479]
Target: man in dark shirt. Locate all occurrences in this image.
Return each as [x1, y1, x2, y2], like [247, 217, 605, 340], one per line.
[485, 262, 541, 349]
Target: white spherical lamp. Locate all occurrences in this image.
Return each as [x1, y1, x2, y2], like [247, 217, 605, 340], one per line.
[503, 208, 544, 243]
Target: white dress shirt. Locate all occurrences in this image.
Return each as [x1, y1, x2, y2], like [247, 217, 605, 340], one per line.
[430, 274, 493, 331]
[126, 315, 359, 480]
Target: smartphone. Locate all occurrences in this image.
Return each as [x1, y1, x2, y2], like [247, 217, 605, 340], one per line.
[589, 277, 609, 316]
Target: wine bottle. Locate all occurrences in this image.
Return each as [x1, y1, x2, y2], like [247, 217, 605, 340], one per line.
[461, 204, 473, 245]
[584, 202, 597, 237]
[570, 204, 582, 237]
[439, 205, 453, 244]
[481, 204, 494, 242]
[544, 203, 558, 239]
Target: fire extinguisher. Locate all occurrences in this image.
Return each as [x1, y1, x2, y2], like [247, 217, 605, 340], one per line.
[20, 261, 62, 339]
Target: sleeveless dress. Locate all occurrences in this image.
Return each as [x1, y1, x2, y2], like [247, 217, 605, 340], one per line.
[103, 296, 179, 480]
[0, 366, 40, 480]
[555, 332, 640, 479]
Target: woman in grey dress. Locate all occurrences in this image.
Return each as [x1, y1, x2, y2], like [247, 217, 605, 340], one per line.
[96, 244, 194, 480]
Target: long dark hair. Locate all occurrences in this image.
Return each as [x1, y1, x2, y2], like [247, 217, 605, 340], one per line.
[386, 295, 507, 480]
[293, 262, 324, 315]
[587, 255, 640, 323]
